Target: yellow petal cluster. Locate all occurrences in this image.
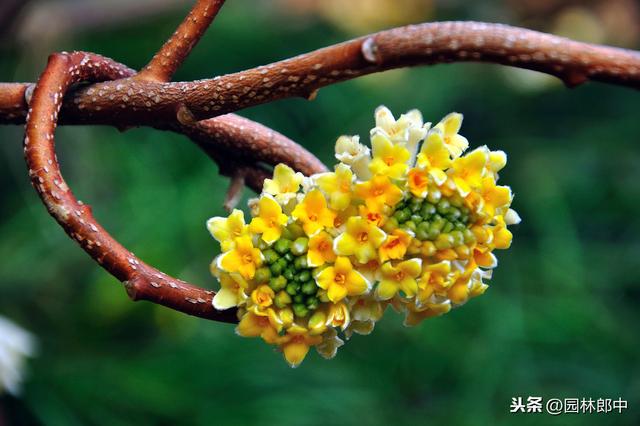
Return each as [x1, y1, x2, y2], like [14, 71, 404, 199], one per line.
[207, 106, 519, 367]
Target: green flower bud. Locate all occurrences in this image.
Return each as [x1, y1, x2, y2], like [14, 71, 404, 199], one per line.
[455, 222, 467, 231]
[463, 229, 476, 244]
[301, 280, 317, 295]
[409, 198, 422, 213]
[293, 303, 309, 318]
[404, 220, 417, 232]
[270, 262, 284, 276]
[283, 268, 295, 281]
[280, 226, 294, 240]
[269, 275, 287, 291]
[436, 199, 451, 214]
[435, 233, 454, 250]
[254, 267, 272, 284]
[274, 238, 291, 254]
[293, 294, 304, 304]
[442, 221, 454, 233]
[382, 217, 399, 233]
[297, 270, 311, 283]
[274, 291, 292, 308]
[450, 230, 464, 246]
[411, 214, 423, 224]
[263, 249, 279, 264]
[447, 208, 461, 221]
[286, 282, 299, 295]
[294, 256, 308, 270]
[306, 296, 319, 310]
[393, 209, 409, 223]
[283, 252, 294, 262]
[287, 223, 305, 239]
[291, 237, 309, 256]
[416, 221, 431, 240]
[427, 189, 441, 203]
[420, 203, 436, 218]
[257, 239, 270, 250]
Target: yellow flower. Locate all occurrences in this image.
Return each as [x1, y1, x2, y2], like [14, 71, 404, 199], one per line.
[307, 231, 336, 267]
[249, 195, 289, 244]
[368, 130, 411, 179]
[216, 236, 262, 280]
[416, 128, 452, 185]
[335, 135, 371, 180]
[376, 258, 422, 300]
[449, 147, 488, 196]
[281, 326, 323, 368]
[434, 112, 469, 158]
[416, 261, 451, 307]
[207, 209, 248, 252]
[486, 149, 507, 179]
[354, 174, 403, 208]
[236, 310, 283, 344]
[478, 176, 512, 218]
[404, 301, 451, 326]
[378, 228, 412, 262]
[262, 164, 303, 204]
[250, 285, 275, 310]
[315, 256, 369, 303]
[326, 302, 351, 330]
[407, 168, 430, 198]
[358, 203, 387, 228]
[315, 163, 353, 211]
[292, 189, 336, 236]
[373, 106, 429, 162]
[334, 217, 387, 263]
[212, 272, 248, 310]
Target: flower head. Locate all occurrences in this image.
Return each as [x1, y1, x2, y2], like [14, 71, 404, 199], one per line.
[206, 105, 517, 367]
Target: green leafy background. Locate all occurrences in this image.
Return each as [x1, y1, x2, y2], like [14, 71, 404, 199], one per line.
[0, 1, 638, 425]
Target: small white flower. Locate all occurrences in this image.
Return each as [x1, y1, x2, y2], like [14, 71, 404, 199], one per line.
[0, 316, 36, 396]
[334, 135, 371, 180]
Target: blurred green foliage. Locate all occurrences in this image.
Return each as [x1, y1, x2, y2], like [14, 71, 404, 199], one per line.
[0, 1, 639, 425]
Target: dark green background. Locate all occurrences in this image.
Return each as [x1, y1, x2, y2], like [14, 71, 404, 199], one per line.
[0, 1, 638, 425]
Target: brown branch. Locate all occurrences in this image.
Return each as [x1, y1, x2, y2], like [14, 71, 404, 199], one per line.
[2, 21, 637, 128]
[137, 0, 226, 82]
[24, 51, 237, 323]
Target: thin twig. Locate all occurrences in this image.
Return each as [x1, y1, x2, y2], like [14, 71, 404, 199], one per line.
[137, 0, 226, 82]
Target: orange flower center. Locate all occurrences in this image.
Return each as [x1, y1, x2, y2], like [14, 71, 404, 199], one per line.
[334, 273, 346, 285]
[242, 254, 254, 264]
[386, 237, 400, 249]
[309, 213, 318, 222]
[384, 156, 395, 166]
[318, 240, 330, 251]
[358, 232, 369, 242]
[394, 271, 405, 281]
[373, 186, 384, 196]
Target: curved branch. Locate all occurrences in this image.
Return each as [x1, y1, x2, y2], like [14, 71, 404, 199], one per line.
[24, 51, 237, 323]
[3, 21, 634, 128]
[137, 0, 226, 82]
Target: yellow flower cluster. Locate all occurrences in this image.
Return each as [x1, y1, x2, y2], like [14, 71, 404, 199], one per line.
[207, 106, 519, 367]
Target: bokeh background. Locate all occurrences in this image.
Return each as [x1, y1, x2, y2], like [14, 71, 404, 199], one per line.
[1, 0, 639, 425]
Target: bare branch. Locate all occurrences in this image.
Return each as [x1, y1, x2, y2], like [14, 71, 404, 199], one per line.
[137, 0, 226, 82]
[2, 21, 636, 128]
[24, 51, 237, 323]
